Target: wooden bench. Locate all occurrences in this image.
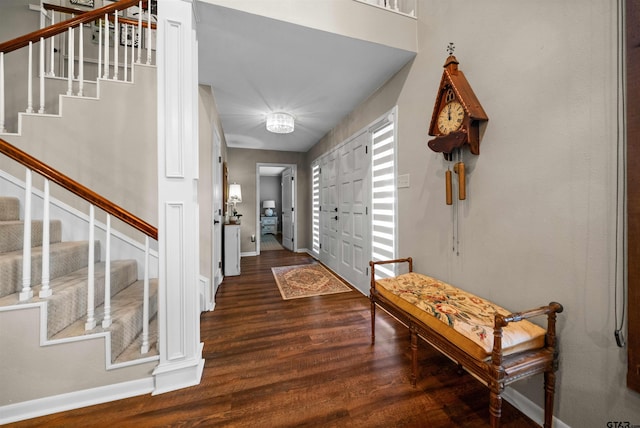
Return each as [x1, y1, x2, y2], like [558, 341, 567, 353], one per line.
[369, 257, 563, 428]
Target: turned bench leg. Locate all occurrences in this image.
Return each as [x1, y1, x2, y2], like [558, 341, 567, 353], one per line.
[544, 370, 556, 428]
[489, 382, 504, 428]
[370, 301, 376, 344]
[410, 327, 419, 387]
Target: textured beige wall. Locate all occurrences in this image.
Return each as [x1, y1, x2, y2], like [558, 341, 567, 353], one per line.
[305, 1, 640, 426]
[0, 306, 156, 406]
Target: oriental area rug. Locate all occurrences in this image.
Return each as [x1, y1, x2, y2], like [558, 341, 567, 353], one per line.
[271, 263, 352, 300]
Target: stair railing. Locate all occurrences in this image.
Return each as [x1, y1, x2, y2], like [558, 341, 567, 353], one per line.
[0, 137, 158, 353]
[0, 0, 156, 133]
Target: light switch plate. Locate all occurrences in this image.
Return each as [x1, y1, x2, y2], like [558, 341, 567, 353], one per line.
[397, 174, 410, 188]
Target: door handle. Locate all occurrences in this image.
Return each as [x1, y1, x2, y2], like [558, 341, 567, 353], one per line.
[214, 220, 220, 224]
[334, 215, 338, 221]
[334, 207, 338, 212]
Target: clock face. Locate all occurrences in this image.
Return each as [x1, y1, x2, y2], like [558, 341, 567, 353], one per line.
[437, 101, 465, 135]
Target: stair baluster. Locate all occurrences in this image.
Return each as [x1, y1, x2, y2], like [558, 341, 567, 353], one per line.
[85, 204, 96, 330]
[102, 215, 112, 328]
[39, 179, 52, 298]
[124, 24, 128, 82]
[141, 235, 150, 354]
[146, 3, 152, 65]
[26, 41, 34, 113]
[38, 37, 45, 113]
[19, 170, 33, 301]
[66, 26, 73, 96]
[103, 14, 109, 80]
[114, 12, 119, 81]
[0, 52, 5, 133]
[98, 18, 103, 80]
[47, 10, 55, 77]
[78, 24, 84, 97]
[137, 2, 143, 64]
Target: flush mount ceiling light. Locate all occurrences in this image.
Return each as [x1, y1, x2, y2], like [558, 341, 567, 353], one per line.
[266, 112, 295, 134]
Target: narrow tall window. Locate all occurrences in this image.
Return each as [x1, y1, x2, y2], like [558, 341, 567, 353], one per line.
[371, 118, 396, 279]
[311, 162, 321, 255]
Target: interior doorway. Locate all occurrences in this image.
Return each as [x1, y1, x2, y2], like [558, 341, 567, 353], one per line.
[256, 163, 297, 254]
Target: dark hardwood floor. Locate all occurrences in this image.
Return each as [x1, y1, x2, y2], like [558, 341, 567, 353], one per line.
[8, 251, 540, 427]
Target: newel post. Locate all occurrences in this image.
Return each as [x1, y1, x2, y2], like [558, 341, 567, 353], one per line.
[152, 0, 204, 395]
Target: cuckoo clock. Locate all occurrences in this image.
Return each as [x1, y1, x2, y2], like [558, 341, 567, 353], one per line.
[428, 45, 488, 204]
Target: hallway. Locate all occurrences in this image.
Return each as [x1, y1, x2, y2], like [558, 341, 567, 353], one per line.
[9, 251, 539, 427]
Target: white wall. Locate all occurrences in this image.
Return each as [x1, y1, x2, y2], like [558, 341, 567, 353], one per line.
[308, 1, 640, 426]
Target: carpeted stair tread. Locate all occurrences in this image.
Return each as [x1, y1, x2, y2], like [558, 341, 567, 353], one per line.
[0, 197, 20, 221]
[114, 315, 159, 364]
[51, 278, 159, 363]
[0, 240, 100, 298]
[0, 219, 62, 253]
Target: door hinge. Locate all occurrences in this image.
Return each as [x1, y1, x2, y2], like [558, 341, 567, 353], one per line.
[319, 243, 322, 249]
[366, 206, 368, 215]
[218, 156, 222, 163]
[218, 261, 222, 268]
[366, 267, 369, 276]
[365, 145, 368, 154]
[292, 207, 294, 212]
[218, 208, 222, 215]
[292, 176, 295, 181]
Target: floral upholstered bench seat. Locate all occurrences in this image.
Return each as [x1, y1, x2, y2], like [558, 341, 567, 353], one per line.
[369, 257, 563, 428]
[374, 272, 546, 361]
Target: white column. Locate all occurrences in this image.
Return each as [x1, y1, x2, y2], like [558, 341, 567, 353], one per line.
[153, 0, 204, 395]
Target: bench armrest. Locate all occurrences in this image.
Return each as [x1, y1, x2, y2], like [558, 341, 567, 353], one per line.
[369, 258, 413, 293]
[491, 301, 564, 367]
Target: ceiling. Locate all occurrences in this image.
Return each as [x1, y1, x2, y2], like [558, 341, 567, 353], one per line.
[195, 2, 416, 153]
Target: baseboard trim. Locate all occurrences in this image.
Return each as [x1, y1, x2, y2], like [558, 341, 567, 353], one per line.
[241, 251, 257, 257]
[503, 386, 569, 428]
[152, 346, 205, 395]
[0, 377, 154, 425]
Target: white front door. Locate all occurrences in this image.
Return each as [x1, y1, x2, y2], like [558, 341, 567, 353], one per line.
[338, 132, 370, 291]
[281, 167, 294, 251]
[320, 151, 339, 271]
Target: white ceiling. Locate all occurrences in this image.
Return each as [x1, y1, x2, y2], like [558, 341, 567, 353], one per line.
[195, 2, 416, 153]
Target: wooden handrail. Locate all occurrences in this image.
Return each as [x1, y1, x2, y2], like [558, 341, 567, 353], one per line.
[40, 3, 158, 31]
[0, 137, 157, 240]
[0, 0, 140, 54]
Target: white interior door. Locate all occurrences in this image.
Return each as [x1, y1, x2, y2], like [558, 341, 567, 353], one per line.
[338, 133, 370, 291]
[213, 129, 223, 288]
[320, 151, 339, 271]
[281, 167, 294, 251]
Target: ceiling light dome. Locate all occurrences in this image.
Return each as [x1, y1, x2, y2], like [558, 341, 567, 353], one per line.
[266, 112, 295, 134]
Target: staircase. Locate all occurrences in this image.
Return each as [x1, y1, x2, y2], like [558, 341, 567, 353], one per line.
[0, 195, 159, 364]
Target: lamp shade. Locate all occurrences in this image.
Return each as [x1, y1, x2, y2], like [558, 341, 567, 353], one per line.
[266, 112, 294, 134]
[262, 200, 276, 209]
[228, 183, 242, 203]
